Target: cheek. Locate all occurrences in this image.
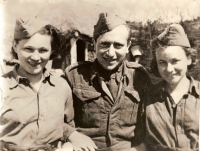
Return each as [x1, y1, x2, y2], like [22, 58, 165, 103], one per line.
[41, 52, 52, 60]
[157, 64, 165, 74]
[17, 51, 29, 61]
[116, 49, 127, 58]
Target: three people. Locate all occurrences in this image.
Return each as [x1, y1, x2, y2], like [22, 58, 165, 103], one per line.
[1, 13, 199, 151]
[145, 24, 199, 150]
[65, 13, 151, 151]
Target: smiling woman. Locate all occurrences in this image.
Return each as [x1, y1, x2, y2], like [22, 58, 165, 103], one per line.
[0, 18, 75, 151]
[145, 24, 200, 151]
[13, 32, 52, 87]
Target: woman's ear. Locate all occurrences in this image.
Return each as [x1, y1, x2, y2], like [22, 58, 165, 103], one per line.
[12, 40, 18, 53]
[187, 55, 192, 65]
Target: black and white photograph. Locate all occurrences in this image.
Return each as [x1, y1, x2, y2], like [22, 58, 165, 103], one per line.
[0, 0, 200, 150]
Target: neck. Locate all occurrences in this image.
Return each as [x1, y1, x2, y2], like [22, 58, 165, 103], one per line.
[17, 66, 43, 84]
[167, 75, 190, 94]
[96, 60, 122, 79]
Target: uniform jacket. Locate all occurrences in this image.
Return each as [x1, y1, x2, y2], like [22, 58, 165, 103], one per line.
[65, 60, 151, 150]
[145, 76, 200, 151]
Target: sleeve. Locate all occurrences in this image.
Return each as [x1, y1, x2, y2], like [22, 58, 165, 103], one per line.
[62, 76, 76, 141]
[132, 67, 152, 146]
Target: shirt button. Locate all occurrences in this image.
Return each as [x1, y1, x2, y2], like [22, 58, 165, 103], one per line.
[172, 104, 176, 108]
[177, 125, 181, 130]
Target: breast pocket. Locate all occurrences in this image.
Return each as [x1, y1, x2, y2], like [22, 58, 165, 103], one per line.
[119, 88, 140, 125]
[73, 87, 103, 127]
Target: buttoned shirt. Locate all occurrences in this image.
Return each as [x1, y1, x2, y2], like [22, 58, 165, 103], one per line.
[65, 60, 151, 151]
[145, 76, 200, 151]
[0, 67, 75, 148]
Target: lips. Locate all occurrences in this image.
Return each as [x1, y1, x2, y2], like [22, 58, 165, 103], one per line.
[164, 72, 178, 80]
[28, 61, 41, 67]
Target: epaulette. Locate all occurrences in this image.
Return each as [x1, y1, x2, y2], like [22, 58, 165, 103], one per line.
[67, 61, 92, 72]
[125, 61, 152, 85]
[125, 61, 142, 68]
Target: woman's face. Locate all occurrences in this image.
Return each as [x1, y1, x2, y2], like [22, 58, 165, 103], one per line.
[156, 46, 191, 85]
[13, 33, 51, 76]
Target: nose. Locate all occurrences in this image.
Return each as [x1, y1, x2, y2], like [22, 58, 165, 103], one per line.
[166, 63, 174, 73]
[30, 50, 40, 61]
[107, 45, 115, 57]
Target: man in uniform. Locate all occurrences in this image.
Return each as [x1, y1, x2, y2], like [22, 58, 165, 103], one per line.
[65, 13, 150, 151]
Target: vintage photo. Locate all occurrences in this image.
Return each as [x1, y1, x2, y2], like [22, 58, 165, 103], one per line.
[0, 0, 199, 150]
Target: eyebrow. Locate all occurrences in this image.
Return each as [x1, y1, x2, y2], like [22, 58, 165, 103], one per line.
[23, 46, 49, 50]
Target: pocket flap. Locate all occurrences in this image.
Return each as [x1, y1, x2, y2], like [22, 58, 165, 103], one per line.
[73, 88, 101, 101]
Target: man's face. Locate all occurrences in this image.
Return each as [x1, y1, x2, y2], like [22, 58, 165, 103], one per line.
[13, 33, 52, 76]
[94, 25, 130, 70]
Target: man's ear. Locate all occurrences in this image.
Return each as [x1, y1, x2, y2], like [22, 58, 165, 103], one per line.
[92, 38, 96, 51]
[126, 41, 131, 53]
[12, 40, 18, 53]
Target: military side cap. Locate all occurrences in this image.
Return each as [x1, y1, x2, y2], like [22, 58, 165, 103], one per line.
[93, 13, 127, 40]
[151, 23, 191, 50]
[14, 17, 49, 40]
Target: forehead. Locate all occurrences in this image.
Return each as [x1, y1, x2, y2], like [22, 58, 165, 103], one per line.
[156, 46, 187, 59]
[97, 25, 129, 43]
[18, 33, 51, 48]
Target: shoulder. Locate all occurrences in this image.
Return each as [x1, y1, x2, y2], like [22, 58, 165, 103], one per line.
[48, 70, 71, 90]
[125, 61, 148, 75]
[1, 71, 14, 84]
[0, 71, 14, 90]
[125, 61, 152, 84]
[66, 61, 93, 72]
[125, 61, 142, 69]
[1, 70, 13, 78]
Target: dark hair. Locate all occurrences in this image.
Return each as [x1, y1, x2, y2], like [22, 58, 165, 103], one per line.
[12, 25, 61, 60]
[150, 46, 198, 77]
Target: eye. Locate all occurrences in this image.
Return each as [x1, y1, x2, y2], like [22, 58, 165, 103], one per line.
[171, 59, 179, 64]
[158, 61, 167, 66]
[23, 47, 34, 52]
[99, 42, 110, 49]
[39, 48, 49, 53]
[114, 43, 124, 49]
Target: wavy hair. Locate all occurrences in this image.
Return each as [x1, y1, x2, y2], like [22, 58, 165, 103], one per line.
[150, 46, 198, 77]
[12, 25, 61, 60]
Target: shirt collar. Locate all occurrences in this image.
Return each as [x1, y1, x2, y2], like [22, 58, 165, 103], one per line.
[151, 76, 200, 97]
[90, 59, 125, 84]
[187, 76, 200, 96]
[9, 65, 55, 89]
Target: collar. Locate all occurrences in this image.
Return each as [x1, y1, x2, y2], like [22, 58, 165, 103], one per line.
[90, 59, 126, 84]
[151, 76, 200, 97]
[187, 76, 200, 96]
[9, 65, 55, 89]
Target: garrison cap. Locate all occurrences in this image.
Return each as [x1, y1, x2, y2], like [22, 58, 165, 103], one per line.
[14, 17, 49, 40]
[93, 13, 127, 40]
[151, 23, 191, 50]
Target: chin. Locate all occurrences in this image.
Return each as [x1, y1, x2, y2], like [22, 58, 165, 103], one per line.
[166, 78, 180, 85]
[28, 69, 43, 75]
[104, 65, 117, 70]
